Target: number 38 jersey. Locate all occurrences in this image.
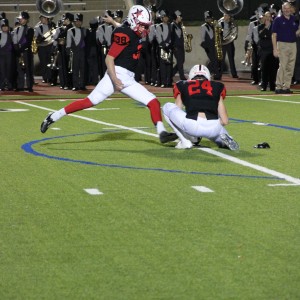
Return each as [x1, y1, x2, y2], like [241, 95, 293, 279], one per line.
[108, 24, 142, 72]
[173, 79, 226, 120]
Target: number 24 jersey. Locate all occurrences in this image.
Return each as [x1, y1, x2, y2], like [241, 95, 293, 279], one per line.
[173, 79, 226, 120]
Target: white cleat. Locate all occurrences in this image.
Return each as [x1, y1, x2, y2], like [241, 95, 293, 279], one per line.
[220, 133, 239, 151]
[175, 140, 193, 149]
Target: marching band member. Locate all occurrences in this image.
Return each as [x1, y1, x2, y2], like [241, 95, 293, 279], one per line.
[171, 10, 186, 81]
[200, 11, 222, 80]
[52, 13, 74, 90]
[96, 10, 113, 78]
[218, 13, 238, 78]
[0, 19, 14, 91]
[66, 13, 87, 91]
[34, 15, 55, 84]
[156, 9, 173, 87]
[12, 11, 34, 92]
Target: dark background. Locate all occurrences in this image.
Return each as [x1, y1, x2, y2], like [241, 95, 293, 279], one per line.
[136, 0, 300, 21]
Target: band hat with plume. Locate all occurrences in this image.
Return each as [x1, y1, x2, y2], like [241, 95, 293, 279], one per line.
[1, 18, 9, 27]
[17, 11, 30, 20]
[74, 13, 83, 22]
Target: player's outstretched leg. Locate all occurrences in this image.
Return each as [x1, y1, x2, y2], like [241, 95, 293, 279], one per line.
[40, 97, 94, 133]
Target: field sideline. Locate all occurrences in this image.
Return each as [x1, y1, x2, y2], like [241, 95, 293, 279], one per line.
[1, 91, 300, 299]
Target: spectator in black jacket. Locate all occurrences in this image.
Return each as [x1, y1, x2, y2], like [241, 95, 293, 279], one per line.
[258, 11, 278, 91]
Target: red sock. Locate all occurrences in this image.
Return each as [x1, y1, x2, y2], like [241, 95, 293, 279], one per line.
[64, 97, 93, 114]
[147, 98, 162, 125]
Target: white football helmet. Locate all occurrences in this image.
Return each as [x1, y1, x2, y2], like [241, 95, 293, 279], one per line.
[188, 64, 211, 81]
[127, 5, 152, 37]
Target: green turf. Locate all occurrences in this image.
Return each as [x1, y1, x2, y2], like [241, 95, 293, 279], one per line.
[1, 93, 299, 299]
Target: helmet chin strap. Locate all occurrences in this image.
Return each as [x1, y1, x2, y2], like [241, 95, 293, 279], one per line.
[134, 24, 149, 38]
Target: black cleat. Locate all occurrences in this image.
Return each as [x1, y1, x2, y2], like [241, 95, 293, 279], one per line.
[40, 113, 54, 133]
[159, 131, 178, 143]
[192, 137, 202, 146]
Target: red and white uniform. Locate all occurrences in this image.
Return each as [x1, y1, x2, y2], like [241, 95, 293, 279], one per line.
[163, 79, 229, 143]
[88, 24, 155, 106]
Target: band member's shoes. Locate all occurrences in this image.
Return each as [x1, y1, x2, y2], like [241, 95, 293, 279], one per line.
[275, 89, 283, 94]
[159, 131, 178, 143]
[282, 89, 293, 94]
[220, 134, 239, 151]
[40, 113, 55, 133]
[175, 140, 193, 149]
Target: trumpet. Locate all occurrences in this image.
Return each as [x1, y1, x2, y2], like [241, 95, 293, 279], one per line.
[241, 42, 252, 66]
[47, 50, 59, 70]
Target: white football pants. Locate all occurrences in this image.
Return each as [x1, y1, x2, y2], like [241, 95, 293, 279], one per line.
[162, 102, 229, 145]
[88, 66, 155, 106]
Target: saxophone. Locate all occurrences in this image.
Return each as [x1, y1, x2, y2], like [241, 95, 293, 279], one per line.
[182, 22, 193, 53]
[213, 20, 223, 61]
[32, 36, 38, 54]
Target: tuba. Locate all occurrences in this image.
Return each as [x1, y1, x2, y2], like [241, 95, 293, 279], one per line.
[36, 0, 63, 18]
[217, 0, 243, 45]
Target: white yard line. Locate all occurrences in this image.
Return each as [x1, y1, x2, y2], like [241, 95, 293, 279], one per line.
[16, 101, 157, 138]
[17, 101, 300, 186]
[238, 96, 300, 104]
[197, 148, 300, 185]
[192, 186, 214, 193]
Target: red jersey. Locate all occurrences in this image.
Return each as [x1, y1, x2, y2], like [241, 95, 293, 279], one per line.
[108, 24, 142, 72]
[174, 79, 226, 120]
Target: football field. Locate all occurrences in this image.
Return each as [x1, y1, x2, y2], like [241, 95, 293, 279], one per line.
[1, 91, 300, 299]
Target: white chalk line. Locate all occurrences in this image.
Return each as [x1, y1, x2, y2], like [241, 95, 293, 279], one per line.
[17, 101, 300, 186]
[238, 95, 300, 104]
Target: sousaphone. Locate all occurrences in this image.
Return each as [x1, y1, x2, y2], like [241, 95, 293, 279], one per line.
[36, 0, 63, 18]
[217, 0, 243, 45]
